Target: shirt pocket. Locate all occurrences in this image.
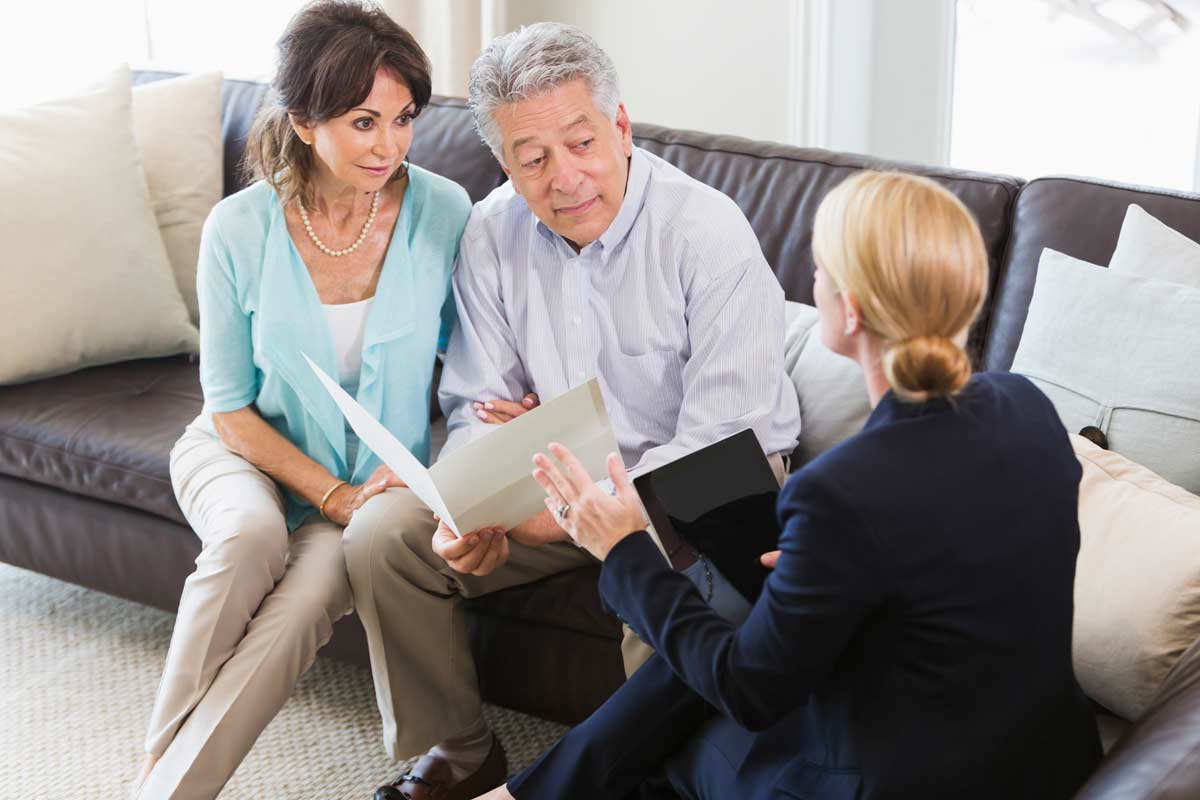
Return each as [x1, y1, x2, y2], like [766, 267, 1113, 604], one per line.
[598, 347, 683, 436]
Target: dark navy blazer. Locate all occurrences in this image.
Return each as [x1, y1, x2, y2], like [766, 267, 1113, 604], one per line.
[509, 372, 1101, 799]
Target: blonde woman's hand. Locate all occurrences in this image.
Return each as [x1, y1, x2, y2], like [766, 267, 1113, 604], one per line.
[321, 465, 406, 527]
[531, 443, 646, 561]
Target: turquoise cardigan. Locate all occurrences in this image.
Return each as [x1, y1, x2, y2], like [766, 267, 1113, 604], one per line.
[195, 166, 472, 529]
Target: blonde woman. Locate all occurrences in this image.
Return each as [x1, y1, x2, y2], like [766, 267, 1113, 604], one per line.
[490, 171, 1103, 799]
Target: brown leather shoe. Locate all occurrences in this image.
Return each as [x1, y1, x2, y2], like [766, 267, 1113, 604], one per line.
[374, 736, 507, 800]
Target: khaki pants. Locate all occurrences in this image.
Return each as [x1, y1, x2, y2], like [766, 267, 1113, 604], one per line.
[345, 452, 788, 763]
[140, 424, 394, 799]
[343, 490, 601, 761]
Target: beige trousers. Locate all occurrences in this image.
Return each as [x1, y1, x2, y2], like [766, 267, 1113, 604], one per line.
[140, 423, 379, 799]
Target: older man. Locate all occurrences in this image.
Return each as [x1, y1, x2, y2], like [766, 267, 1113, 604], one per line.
[353, 22, 800, 800]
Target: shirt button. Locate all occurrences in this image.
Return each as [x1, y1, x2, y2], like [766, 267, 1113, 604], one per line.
[572, 316, 582, 326]
[575, 370, 585, 379]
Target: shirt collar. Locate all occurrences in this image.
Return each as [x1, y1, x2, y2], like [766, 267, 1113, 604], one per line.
[533, 146, 652, 262]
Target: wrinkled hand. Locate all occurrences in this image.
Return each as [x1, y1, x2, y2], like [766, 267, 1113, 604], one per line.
[432, 520, 510, 576]
[323, 465, 406, 527]
[531, 443, 646, 561]
[473, 392, 539, 424]
[760, 550, 781, 569]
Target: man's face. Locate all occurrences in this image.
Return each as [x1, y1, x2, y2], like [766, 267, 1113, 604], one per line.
[495, 79, 633, 249]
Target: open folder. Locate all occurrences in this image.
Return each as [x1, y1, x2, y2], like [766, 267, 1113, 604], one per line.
[304, 354, 620, 537]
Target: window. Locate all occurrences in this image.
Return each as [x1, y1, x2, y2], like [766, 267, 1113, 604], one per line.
[0, 0, 303, 109]
[951, 0, 1200, 191]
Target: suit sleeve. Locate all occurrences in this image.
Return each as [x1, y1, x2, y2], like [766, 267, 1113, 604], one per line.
[599, 472, 883, 731]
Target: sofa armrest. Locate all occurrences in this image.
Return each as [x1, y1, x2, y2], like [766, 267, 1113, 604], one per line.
[1075, 637, 1200, 798]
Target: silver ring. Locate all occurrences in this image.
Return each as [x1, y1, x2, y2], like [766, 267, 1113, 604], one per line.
[555, 503, 571, 519]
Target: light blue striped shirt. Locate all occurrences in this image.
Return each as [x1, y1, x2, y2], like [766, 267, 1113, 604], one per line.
[438, 147, 800, 475]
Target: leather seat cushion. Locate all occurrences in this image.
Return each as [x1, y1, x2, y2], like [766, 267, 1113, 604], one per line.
[0, 357, 201, 526]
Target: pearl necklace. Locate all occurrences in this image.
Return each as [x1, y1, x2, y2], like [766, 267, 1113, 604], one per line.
[298, 191, 380, 257]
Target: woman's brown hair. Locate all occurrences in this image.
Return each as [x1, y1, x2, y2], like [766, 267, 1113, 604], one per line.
[812, 171, 989, 403]
[243, 0, 432, 207]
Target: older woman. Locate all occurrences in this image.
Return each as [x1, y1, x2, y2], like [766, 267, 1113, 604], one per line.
[132, 2, 470, 797]
[497, 172, 1103, 799]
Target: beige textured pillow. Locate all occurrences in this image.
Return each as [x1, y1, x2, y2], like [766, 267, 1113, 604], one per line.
[131, 71, 224, 324]
[0, 65, 198, 385]
[1071, 433, 1200, 720]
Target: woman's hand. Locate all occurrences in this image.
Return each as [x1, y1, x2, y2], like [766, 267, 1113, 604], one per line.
[531, 443, 646, 561]
[473, 392, 539, 424]
[760, 550, 781, 569]
[322, 465, 406, 527]
[432, 520, 510, 576]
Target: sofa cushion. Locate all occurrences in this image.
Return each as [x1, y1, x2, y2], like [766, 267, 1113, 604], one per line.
[0, 357, 201, 526]
[131, 71, 225, 324]
[1011, 249, 1200, 494]
[783, 302, 871, 466]
[983, 176, 1200, 372]
[1071, 434, 1200, 721]
[0, 65, 198, 385]
[1109, 203, 1200, 288]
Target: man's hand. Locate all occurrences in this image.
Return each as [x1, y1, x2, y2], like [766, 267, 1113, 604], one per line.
[432, 520, 510, 576]
[473, 392, 539, 424]
[322, 465, 407, 527]
[507, 508, 569, 548]
[760, 550, 781, 569]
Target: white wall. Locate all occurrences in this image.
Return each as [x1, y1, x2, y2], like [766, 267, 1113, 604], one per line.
[503, 0, 796, 144]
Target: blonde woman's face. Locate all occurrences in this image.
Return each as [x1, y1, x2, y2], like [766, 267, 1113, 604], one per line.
[813, 263, 853, 358]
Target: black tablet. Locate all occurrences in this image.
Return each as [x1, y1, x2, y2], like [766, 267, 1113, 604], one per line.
[633, 429, 783, 603]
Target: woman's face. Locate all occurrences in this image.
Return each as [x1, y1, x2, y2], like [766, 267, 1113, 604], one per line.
[813, 262, 853, 358]
[300, 67, 416, 195]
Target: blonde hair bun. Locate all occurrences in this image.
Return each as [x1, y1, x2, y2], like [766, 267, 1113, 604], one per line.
[884, 335, 972, 404]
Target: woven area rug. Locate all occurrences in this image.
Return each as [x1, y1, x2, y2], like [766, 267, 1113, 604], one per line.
[0, 562, 567, 799]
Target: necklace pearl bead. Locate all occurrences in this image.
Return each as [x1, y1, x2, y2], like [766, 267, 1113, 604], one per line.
[298, 191, 380, 257]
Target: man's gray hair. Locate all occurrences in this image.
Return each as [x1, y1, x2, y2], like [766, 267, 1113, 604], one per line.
[468, 22, 621, 161]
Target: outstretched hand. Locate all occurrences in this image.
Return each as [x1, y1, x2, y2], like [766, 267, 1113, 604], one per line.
[531, 443, 647, 561]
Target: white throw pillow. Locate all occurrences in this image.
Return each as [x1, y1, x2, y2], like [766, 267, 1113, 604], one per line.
[1071, 433, 1200, 720]
[0, 65, 198, 385]
[131, 71, 224, 324]
[783, 302, 872, 466]
[1011, 249, 1200, 495]
[1108, 204, 1200, 288]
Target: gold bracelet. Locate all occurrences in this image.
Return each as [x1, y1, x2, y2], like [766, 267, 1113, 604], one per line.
[319, 480, 348, 520]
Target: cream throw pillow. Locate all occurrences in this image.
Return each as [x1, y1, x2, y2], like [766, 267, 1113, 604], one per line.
[0, 65, 198, 385]
[131, 71, 224, 324]
[783, 301, 872, 466]
[1108, 204, 1200, 289]
[1071, 433, 1200, 720]
[1011, 249, 1200, 495]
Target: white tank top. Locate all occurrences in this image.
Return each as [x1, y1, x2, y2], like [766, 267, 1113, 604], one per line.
[323, 296, 374, 468]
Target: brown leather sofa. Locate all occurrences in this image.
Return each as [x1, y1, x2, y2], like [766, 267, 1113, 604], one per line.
[2, 72, 1198, 797]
